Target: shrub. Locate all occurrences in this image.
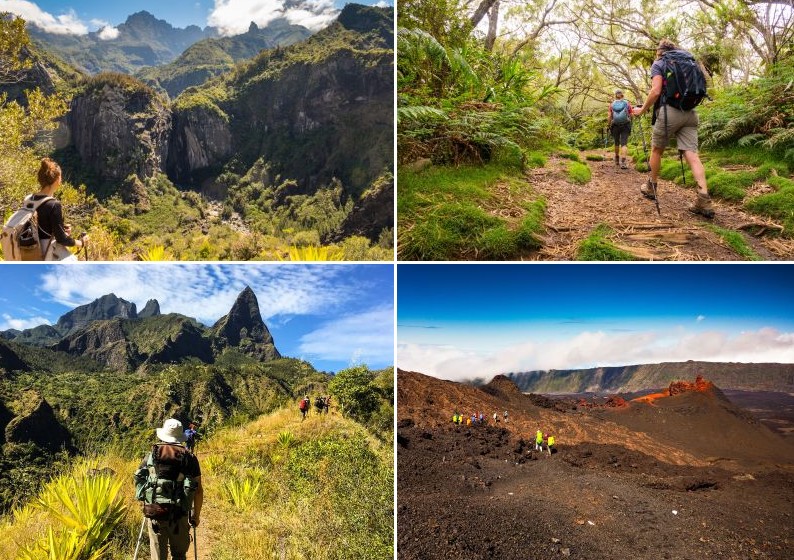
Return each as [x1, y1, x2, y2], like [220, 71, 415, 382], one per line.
[567, 161, 591, 184]
[576, 224, 638, 261]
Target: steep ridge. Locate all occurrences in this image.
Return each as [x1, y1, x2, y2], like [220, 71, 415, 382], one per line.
[507, 361, 794, 393]
[1, 287, 278, 371]
[167, 4, 393, 197]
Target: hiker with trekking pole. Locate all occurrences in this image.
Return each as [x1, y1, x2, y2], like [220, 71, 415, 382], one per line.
[632, 39, 715, 218]
[133, 418, 203, 560]
[1, 158, 90, 261]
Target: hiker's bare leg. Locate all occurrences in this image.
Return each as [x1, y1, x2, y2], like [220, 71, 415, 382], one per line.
[683, 150, 709, 196]
[649, 146, 664, 183]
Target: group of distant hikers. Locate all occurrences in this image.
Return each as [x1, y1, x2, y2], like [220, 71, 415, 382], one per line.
[452, 410, 509, 425]
[298, 395, 331, 420]
[451, 410, 557, 456]
[607, 38, 715, 218]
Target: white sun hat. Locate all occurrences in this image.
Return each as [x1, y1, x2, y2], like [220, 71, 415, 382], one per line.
[156, 418, 186, 443]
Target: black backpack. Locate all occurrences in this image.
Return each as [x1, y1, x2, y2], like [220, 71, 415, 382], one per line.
[660, 50, 708, 111]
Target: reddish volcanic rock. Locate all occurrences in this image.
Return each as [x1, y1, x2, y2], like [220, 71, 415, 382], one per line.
[668, 375, 714, 396]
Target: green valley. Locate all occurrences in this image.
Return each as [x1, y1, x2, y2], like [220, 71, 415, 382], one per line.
[1, 4, 394, 261]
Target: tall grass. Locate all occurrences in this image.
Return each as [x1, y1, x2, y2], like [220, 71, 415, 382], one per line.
[0, 408, 393, 560]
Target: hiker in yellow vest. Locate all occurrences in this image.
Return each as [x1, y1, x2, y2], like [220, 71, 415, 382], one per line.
[535, 430, 543, 452]
[548, 435, 555, 455]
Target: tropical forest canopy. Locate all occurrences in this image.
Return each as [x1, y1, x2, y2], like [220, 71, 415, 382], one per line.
[397, 0, 794, 260]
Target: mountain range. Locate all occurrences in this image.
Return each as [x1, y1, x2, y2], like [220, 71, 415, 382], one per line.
[29, 11, 220, 75]
[13, 4, 395, 248]
[505, 361, 794, 393]
[1, 287, 279, 372]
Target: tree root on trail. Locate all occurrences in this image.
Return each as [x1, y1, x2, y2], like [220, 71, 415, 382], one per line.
[736, 221, 785, 236]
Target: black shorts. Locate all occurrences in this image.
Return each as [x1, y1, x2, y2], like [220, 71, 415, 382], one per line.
[611, 122, 632, 146]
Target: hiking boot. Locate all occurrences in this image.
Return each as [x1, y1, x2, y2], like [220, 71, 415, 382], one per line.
[620, 158, 628, 169]
[640, 179, 657, 200]
[688, 193, 715, 219]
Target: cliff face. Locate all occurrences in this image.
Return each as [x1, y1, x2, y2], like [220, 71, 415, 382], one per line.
[166, 104, 233, 181]
[324, 174, 393, 243]
[66, 79, 171, 181]
[54, 319, 136, 371]
[167, 5, 393, 196]
[507, 362, 794, 393]
[56, 293, 138, 334]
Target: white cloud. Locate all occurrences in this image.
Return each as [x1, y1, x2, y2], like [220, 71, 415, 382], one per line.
[1, 0, 88, 34]
[0, 313, 51, 331]
[697, 315, 705, 322]
[97, 26, 119, 40]
[374, 1, 390, 7]
[299, 305, 394, 365]
[38, 264, 362, 326]
[398, 328, 794, 381]
[208, 0, 337, 35]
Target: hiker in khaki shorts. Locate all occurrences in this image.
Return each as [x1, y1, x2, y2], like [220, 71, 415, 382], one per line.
[632, 39, 715, 218]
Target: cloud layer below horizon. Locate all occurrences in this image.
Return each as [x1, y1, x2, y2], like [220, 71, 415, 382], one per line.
[398, 327, 794, 381]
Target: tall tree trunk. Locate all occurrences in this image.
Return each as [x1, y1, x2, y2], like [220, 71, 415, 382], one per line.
[485, 1, 500, 51]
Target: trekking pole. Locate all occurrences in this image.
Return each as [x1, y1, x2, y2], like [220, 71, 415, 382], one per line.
[192, 523, 198, 560]
[79, 232, 89, 261]
[132, 517, 146, 560]
[678, 150, 686, 187]
[635, 111, 660, 216]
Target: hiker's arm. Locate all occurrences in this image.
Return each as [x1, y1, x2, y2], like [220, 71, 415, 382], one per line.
[49, 203, 78, 247]
[191, 477, 203, 526]
[607, 105, 612, 127]
[635, 75, 663, 116]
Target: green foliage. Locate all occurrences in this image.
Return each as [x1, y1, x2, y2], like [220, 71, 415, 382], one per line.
[525, 151, 547, 168]
[285, 433, 393, 559]
[0, 88, 69, 214]
[704, 224, 762, 260]
[328, 366, 381, 425]
[222, 475, 263, 511]
[745, 175, 794, 236]
[567, 161, 591, 184]
[398, 163, 545, 260]
[19, 473, 126, 560]
[700, 59, 794, 163]
[707, 171, 757, 201]
[576, 224, 638, 261]
[586, 154, 605, 161]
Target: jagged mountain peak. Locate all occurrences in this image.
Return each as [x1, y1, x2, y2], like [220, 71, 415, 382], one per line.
[138, 299, 161, 318]
[56, 293, 137, 333]
[213, 287, 280, 361]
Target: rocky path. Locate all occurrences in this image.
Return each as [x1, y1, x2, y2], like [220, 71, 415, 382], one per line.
[524, 152, 792, 260]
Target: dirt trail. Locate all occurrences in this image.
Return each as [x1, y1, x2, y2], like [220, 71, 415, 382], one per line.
[524, 152, 793, 260]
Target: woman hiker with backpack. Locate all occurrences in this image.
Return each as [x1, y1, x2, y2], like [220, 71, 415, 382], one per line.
[632, 39, 715, 218]
[32, 158, 89, 260]
[608, 89, 632, 169]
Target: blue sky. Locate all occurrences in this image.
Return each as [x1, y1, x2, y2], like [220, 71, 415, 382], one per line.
[0, 263, 394, 373]
[398, 264, 794, 380]
[3, 0, 392, 35]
